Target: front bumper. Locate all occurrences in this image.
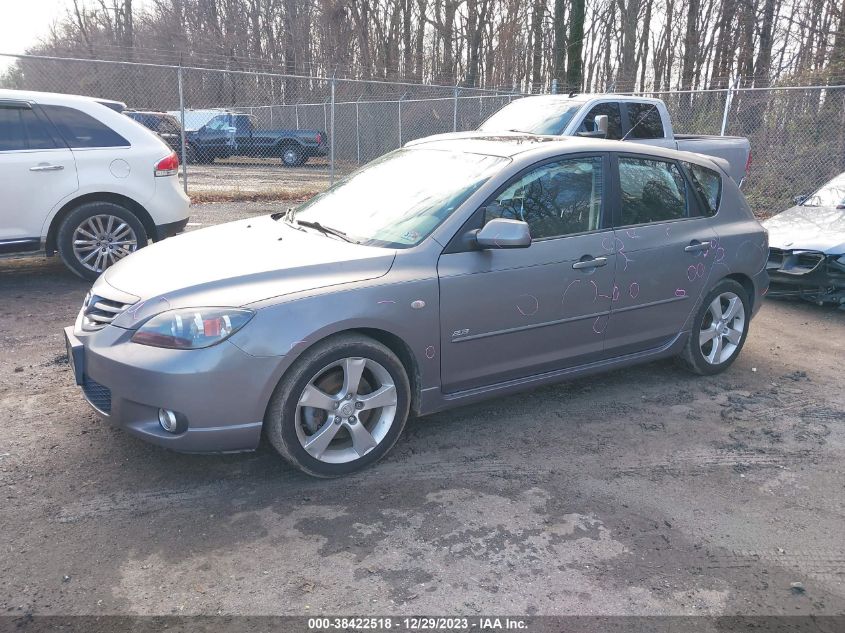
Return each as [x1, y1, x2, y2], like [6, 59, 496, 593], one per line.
[65, 322, 283, 453]
[765, 248, 845, 303]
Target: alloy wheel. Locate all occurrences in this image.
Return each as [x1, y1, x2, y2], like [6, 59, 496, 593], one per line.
[699, 291, 746, 365]
[72, 214, 139, 274]
[295, 357, 398, 464]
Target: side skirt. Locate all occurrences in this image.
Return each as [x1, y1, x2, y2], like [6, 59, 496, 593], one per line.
[418, 331, 689, 416]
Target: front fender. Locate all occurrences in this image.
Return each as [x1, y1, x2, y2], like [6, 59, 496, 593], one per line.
[227, 276, 442, 408]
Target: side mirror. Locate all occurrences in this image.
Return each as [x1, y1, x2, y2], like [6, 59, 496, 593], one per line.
[793, 194, 808, 206]
[576, 114, 609, 139]
[475, 218, 531, 249]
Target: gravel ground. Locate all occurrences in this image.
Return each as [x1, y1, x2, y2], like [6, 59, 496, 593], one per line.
[183, 160, 347, 198]
[1, 202, 844, 617]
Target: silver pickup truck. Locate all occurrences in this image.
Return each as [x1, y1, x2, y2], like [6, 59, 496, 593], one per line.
[416, 94, 751, 185]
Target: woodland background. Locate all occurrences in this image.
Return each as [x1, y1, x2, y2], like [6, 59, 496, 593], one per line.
[2, 0, 844, 93]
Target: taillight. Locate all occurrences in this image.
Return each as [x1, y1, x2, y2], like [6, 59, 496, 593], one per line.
[315, 132, 323, 145]
[154, 152, 179, 177]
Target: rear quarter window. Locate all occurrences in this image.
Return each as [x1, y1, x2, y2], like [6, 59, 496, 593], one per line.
[685, 162, 722, 216]
[41, 104, 130, 148]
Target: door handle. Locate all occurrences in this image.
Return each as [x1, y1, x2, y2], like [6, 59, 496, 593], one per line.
[572, 256, 608, 270]
[29, 164, 64, 172]
[684, 240, 711, 253]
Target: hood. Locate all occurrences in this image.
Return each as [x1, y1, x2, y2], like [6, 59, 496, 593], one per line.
[103, 216, 395, 324]
[763, 205, 845, 253]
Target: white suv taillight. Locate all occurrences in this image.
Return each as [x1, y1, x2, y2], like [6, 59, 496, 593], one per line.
[154, 152, 179, 177]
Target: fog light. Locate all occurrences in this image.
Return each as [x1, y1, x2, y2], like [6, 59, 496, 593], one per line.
[158, 408, 180, 433]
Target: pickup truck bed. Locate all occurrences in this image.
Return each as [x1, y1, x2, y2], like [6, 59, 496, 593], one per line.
[673, 135, 750, 184]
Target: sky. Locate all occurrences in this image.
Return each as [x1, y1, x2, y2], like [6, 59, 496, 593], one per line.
[0, 0, 152, 72]
[0, 0, 70, 71]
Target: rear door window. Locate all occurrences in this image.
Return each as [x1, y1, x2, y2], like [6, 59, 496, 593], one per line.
[626, 103, 665, 139]
[618, 156, 688, 225]
[579, 102, 623, 140]
[41, 104, 129, 148]
[0, 106, 62, 151]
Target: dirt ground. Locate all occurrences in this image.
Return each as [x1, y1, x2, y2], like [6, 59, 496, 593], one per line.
[183, 160, 349, 199]
[0, 202, 843, 618]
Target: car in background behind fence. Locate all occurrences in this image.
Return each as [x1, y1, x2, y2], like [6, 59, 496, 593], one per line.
[125, 110, 183, 154]
[168, 108, 328, 166]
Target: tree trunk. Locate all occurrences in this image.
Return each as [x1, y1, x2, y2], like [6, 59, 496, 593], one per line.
[566, 0, 586, 91]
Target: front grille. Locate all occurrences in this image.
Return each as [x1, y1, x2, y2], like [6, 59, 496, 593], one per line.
[767, 249, 825, 274]
[82, 294, 135, 330]
[82, 376, 112, 414]
[767, 248, 785, 267]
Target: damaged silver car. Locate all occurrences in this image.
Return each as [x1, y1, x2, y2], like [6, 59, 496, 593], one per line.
[763, 172, 845, 305]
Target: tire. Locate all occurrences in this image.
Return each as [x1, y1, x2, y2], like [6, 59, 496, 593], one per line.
[678, 278, 750, 376]
[280, 144, 304, 167]
[264, 333, 411, 478]
[57, 201, 148, 281]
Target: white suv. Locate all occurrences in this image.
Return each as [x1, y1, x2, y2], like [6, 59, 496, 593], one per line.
[0, 89, 190, 280]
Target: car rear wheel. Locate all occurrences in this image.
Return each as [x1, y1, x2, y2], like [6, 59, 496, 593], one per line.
[281, 144, 304, 167]
[57, 201, 148, 281]
[264, 334, 411, 477]
[678, 279, 750, 375]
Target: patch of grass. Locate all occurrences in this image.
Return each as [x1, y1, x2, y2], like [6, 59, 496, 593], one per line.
[188, 187, 324, 204]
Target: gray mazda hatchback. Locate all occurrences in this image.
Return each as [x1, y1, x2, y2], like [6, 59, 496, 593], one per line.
[65, 134, 769, 477]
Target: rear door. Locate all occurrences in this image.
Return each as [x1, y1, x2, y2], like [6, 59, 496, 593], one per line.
[602, 153, 718, 355]
[438, 153, 616, 393]
[0, 102, 78, 247]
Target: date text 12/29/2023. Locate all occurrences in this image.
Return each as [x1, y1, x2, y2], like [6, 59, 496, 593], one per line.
[307, 617, 528, 630]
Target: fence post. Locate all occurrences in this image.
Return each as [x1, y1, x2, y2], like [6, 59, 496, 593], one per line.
[177, 63, 188, 195]
[398, 93, 405, 147]
[330, 75, 336, 186]
[453, 84, 459, 132]
[551, 78, 558, 94]
[356, 96, 361, 166]
[720, 76, 739, 136]
[295, 104, 299, 129]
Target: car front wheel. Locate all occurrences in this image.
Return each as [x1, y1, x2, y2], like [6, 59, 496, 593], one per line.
[57, 201, 148, 280]
[265, 334, 411, 477]
[679, 279, 750, 375]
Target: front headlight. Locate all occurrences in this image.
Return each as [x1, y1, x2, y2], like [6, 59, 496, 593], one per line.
[131, 308, 254, 349]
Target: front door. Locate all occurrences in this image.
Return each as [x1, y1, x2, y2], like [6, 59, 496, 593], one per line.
[0, 102, 78, 244]
[603, 154, 718, 355]
[438, 154, 616, 393]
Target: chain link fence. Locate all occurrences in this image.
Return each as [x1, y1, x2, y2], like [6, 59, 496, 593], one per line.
[0, 53, 517, 200]
[2, 52, 845, 215]
[632, 85, 845, 215]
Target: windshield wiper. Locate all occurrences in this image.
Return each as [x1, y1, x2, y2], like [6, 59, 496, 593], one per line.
[271, 207, 295, 222]
[296, 219, 357, 243]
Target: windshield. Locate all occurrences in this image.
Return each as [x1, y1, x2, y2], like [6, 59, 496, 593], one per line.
[479, 98, 582, 135]
[292, 149, 507, 248]
[803, 172, 845, 207]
